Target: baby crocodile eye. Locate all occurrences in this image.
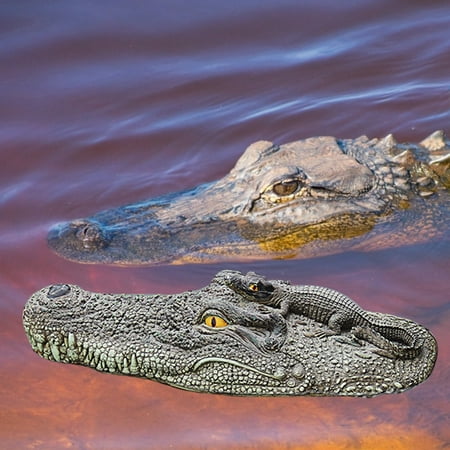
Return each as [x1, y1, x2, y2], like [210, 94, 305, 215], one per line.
[272, 179, 301, 196]
[204, 315, 228, 328]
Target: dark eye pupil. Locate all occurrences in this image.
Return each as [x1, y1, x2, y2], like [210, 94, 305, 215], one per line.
[272, 180, 299, 196]
[211, 317, 216, 327]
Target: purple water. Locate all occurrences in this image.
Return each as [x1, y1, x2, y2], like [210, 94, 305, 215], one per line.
[1, 1, 449, 448]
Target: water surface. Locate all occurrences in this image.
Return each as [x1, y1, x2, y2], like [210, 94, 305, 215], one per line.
[1, 1, 449, 448]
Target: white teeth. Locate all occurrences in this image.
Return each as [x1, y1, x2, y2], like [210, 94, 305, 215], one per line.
[68, 332, 76, 349]
[122, 357, 130, 374]
[50, 344, 61, 362]
[93, 348, 101, 365]
[130, 353, 139, 374]
[420, 130, 446, 151]
[107, 359, 117, 372]
[79, 347, 87, 360]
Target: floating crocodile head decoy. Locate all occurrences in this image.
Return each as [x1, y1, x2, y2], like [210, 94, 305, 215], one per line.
[48, 131, 449, 265]
[23, 270, 437, 396]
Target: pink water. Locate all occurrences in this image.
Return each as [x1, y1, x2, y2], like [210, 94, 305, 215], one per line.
[1, 1, 449, 448]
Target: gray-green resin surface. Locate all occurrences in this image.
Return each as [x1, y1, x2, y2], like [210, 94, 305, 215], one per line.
[23, 270, 437, 397]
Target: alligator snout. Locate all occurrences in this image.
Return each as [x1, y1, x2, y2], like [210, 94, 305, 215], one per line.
[48, 219, 111, 259]
[46, 133, 450, 266]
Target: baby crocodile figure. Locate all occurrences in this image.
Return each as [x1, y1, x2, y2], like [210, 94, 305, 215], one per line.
[226, 271, 422, 359]
[23, 270, 437, 397]
[47, 131, 449, 265]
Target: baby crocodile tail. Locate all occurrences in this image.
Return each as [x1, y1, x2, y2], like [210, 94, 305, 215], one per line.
[352, 321, 423, 359]
[288, 285, 423, 359]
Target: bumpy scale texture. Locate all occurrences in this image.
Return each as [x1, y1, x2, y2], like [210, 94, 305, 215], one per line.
[47, 131, 450, 265]
[23, 270, 437, 397]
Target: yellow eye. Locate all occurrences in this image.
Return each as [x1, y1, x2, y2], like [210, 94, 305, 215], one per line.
[204, 315, 228, 328]
[272, 179, 300, 196]
[249, 283, 259, 292]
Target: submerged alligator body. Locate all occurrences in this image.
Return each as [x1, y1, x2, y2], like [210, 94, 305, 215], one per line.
[48, 131, 450, 266]
[23, 271, 437, 397]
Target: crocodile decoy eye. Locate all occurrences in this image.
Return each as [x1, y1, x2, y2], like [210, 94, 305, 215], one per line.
[272, 179, 300, 196]
[204, 315, 228, 328]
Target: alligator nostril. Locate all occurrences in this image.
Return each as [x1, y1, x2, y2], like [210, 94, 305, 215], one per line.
[71, 220, 109, 250]
[80, 225, 94, 240]
[47, 284, 71, 298]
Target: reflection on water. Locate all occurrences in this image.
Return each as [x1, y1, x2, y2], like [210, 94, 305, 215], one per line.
[0, 0, 449, 448]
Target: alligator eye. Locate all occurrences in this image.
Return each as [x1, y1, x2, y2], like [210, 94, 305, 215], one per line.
[204, 315, 228, 328]
[249, 283, 259, 291]
[272, 179, 300, 196]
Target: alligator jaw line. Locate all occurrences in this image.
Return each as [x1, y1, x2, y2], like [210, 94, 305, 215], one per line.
[192, 357, 286, 381]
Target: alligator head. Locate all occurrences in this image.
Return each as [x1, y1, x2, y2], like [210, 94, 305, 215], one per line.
[23, 270, 437, 396]
[48, 131, 450, 265]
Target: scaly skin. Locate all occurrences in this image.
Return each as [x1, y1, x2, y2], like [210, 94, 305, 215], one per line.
[23, 270, 437, 397]
[226, 271, 423, 359]
[47, 131, 450, 266]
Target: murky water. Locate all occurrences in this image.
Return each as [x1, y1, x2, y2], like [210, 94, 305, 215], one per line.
[1, 1, 449, 448]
